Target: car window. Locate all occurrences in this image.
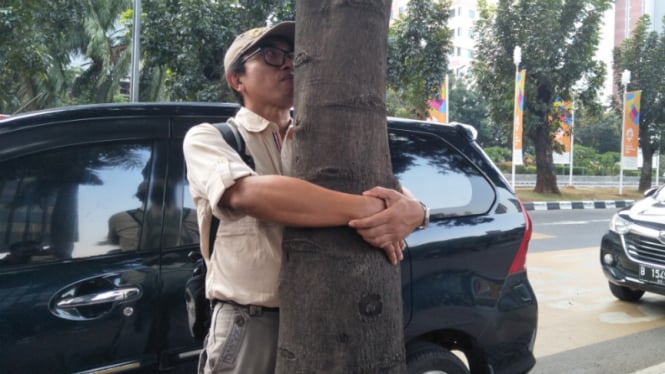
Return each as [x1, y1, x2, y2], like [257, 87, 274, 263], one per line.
[0, 142, 153, 266]
[162, 144, 200, 249]
[389, 129, 495, 217]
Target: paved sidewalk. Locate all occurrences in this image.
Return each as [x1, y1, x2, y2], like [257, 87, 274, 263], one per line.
[522, 199, 635, 211]
[632, 362, 665, 374]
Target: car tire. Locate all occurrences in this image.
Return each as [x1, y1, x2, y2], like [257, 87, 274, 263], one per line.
[609, 281, 645, 302]
[406, 340, 469, 374]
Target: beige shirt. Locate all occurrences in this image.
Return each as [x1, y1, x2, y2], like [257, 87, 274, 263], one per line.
[183, 107, 287, 308]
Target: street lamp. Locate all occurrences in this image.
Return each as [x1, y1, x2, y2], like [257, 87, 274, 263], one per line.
[130, 0, 141, 102]
[619, 69, 631, 195]
[511, 46, 522, 188]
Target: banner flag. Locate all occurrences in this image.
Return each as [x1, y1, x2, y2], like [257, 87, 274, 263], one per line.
[622, 90, 641, 170]
[552, 97, 572, 164]
[512, 69, 525, 165]
[428, 75, 448, 123]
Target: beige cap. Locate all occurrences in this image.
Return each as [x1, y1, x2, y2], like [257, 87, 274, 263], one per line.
[223, 21, 295, 74]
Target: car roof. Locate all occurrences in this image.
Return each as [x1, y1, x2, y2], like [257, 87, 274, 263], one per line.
[0, 102, 477, 142]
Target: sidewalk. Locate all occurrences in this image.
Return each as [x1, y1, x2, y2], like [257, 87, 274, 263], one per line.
[631, 362, 665, 374]
[522, 199, 635, 211]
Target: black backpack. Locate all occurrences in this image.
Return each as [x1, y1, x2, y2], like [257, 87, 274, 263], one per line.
[185, 121, 254, 340]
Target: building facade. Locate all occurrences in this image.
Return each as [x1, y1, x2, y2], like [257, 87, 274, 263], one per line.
[390, 0, 492, 77]
[612, 0, 665, 98]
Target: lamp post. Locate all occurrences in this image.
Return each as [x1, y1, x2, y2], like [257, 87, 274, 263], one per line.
[130, 0, 141, 102]
[569, 95, 576, 186]
[619, 69, 631, 195]
[512, 45, 522, 188]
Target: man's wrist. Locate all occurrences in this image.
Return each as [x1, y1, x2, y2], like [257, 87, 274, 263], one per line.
[417, 201, 430, 230]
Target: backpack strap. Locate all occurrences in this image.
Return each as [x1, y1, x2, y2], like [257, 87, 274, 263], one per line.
[207, 121, 255, 257]
[211, 121, 255, 170]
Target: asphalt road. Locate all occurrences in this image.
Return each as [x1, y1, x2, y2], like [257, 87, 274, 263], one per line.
[528, 209, 665, 374]
[527, 209, 618, 252]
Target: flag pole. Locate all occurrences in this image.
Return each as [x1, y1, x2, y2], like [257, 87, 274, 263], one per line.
[620, 69, 631, 195]
[512, 46, 522, 189]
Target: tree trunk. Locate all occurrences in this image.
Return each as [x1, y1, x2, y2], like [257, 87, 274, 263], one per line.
[639, 139, 653, 192]
[276, 1, 405, 373]
[530, 121, 561, 194]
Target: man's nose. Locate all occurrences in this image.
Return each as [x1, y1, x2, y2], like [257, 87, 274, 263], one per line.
[282, 54, 294, 69]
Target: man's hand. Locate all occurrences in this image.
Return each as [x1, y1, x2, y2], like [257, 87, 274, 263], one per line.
[349, 186, 426, 263]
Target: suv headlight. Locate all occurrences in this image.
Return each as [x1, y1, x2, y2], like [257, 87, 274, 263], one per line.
[609, 214, 631, 234]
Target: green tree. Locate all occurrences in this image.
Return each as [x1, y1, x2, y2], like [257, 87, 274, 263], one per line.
[448, 74, 497, 147]
[473, 0, 612, 194]
[387, 0, 452, 120]
[141, 0, 295, 102]
[70, 0, 132, 104]
[0, 0, 132, 112]
[613, 15, 665, 191]
[575, 108, 621, 154]
[0, 0, 85, 112]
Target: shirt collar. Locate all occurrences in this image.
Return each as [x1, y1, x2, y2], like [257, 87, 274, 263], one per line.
[236, 107, 290, 133]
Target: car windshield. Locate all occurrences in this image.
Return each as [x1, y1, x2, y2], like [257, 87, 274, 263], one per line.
[653, 186, 665, 202]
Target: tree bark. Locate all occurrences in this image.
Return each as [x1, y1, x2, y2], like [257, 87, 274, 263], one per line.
[529, 120, 561, 194]
[276, 1, 405, 373]
[639, 139, 653, 192]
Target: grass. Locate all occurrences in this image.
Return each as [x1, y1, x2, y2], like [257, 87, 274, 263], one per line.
[515, 186, 646, 202]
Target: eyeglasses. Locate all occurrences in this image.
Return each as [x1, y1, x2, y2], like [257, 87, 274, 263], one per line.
[242, 47, 294, 67]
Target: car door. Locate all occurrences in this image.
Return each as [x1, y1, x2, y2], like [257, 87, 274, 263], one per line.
[152, 113, 234, 367]
[0, 117, 168, 373]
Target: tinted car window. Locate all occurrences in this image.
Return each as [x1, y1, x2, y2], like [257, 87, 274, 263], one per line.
[161, 145, 199, 249]
[0, 142, 152, 265]
[389, 129, 495, 217]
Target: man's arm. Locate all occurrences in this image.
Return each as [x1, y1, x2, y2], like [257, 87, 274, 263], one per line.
[348, 186, 427, 248]
[221, 175, 409, 264]
[221, 174, 384, 226]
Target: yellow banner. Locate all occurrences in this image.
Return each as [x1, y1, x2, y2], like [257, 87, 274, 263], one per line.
[512, 69, 526, 165]
[552, 98, 572, 164]
[428, 76, 448, 123]
[623, 90, 641, 160]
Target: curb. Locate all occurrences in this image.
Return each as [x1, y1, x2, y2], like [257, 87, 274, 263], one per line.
[522, 200, 635, 211]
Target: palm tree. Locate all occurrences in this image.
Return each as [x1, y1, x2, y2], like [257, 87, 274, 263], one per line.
[72, 0, 132, 103]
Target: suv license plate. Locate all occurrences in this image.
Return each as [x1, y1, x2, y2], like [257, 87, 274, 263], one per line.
[639, 265, 665, 285]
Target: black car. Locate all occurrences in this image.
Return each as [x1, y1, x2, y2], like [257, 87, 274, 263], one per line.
[0, 103, 537, 374]
[601, 184, 665, 302]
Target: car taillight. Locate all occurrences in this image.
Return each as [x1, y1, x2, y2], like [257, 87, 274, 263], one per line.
[509, 199, 532, 274]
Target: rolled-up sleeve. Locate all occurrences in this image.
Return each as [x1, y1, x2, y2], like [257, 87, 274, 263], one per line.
[183, 123, 255, 216]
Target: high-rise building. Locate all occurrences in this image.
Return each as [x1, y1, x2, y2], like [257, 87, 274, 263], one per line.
[390, 0, 494, 77]
[612, 0, 665, 98]
[447, 0, 487, 76]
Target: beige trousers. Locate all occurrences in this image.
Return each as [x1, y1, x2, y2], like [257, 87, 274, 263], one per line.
[198, 302, 279, 374]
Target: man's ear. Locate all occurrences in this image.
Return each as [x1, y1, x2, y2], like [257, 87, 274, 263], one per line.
[225, 72, 242, 91]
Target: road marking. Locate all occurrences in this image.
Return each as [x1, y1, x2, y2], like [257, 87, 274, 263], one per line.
[538, 218, 610, 226]
[531, 232, 555, 239]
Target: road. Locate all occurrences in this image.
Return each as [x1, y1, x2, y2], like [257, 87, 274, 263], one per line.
[527, 209, 665, 373]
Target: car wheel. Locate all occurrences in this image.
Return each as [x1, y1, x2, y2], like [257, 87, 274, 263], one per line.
[609, 281, 645, 302]
[406, 340, 469, 374]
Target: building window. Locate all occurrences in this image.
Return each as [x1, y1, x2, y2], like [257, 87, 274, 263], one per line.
[469, 9, 476, 19]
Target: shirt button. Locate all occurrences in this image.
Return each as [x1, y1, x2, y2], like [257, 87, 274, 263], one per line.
[235, 316, 245, 326]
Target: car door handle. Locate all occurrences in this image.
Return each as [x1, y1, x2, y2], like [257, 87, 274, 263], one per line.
[56, 287, 142, 309]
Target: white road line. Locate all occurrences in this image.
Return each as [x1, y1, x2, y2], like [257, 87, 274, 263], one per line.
[538, 219, 609, 226]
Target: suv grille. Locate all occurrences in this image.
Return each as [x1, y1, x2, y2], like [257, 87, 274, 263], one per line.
[625, 233, 665, 265]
